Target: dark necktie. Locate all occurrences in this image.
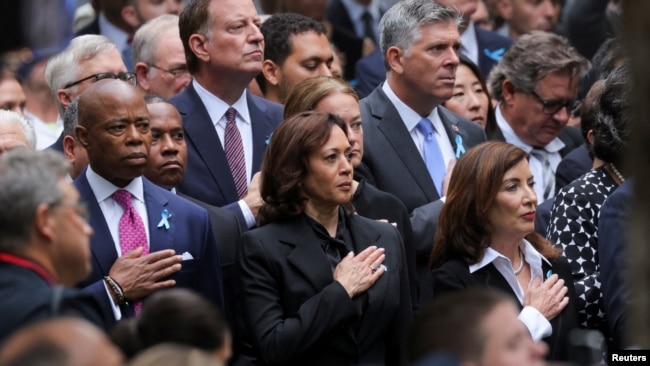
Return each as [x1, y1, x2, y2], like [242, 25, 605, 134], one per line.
[361, 10, 377, 46]
[224, 107, 247, 198]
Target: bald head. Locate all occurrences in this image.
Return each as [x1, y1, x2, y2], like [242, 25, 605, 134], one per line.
[76, 79, 151, 187]
[0, 318, 123, 366]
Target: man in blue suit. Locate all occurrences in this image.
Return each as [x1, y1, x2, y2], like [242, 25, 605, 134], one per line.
[359, 0, 487, 306]
[73, 79, 224, 327]
[171, 0, 283, 230]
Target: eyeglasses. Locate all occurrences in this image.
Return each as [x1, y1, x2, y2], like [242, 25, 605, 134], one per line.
[63, 72, 137, 89]
[51, 201, 90, 221]
[148, 64, 190, 78]
[529, 90, 576, 115]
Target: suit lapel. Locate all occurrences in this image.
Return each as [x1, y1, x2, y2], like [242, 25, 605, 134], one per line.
[347, 216, 391, 341]
[247, 92, 274, 172]
[472, 264, 523, 308]
[368, 88, 439, 201]
[285, 219, 334, 291]
[75, 172, 118, 276]
[438, 106, 469, 159]
[143, 179, 173, 252]
[177, 83, 239, 200]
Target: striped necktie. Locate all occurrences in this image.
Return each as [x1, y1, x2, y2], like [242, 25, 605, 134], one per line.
[224, 107, 247, 198]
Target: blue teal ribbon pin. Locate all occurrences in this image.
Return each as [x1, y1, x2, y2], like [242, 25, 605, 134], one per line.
[484, 48, 505, 62]
[455, 135, 466, 158]
[158, 209, 171, 230]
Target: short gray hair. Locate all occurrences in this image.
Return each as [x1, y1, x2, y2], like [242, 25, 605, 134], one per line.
[0, 149, 70, 253]
[132, 14, 181, 69]
[44, 35, 118, 115]
[0, 110, 37, 150]
[379, 0, 462, 71]
[489, 31, 590, 102]
[62, 97, 79, 138]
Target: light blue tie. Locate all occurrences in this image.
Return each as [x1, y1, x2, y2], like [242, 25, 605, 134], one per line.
[416, 118, 446, 196]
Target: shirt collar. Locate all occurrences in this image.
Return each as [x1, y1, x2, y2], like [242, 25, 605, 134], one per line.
[382, 82, 439, 132]
[86, 165, 145, 204]
[469, 239, 551, 274]
[192, 79, 251, 128]
[495, 104, 565, 153]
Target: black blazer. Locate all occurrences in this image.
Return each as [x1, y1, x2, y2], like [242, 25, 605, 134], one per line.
[353, 175, 419, 309]
[236, 214, 412, 366]
[0, 262, 110, 343]
[432, 256, 579, 362]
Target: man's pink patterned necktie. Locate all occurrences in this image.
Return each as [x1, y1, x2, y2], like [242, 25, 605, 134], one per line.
[224, 107, 248, 198]
[112, 189, 148, 314]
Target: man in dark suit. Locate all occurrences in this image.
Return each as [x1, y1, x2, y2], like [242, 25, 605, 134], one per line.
[599, 178, 633, 349]
[171, 0, 283, 230]
[355, 0, 513, 98]
[488, 31, 589, 203]
[359, 0, 487, 306]
[326, 0, 384, 81]
[73, 79, 224, 327]
[141, 95, 241, 328]
[0, 149, 109, 342]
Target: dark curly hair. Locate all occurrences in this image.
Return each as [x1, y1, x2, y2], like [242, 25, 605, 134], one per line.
[592, 63, 631, 166]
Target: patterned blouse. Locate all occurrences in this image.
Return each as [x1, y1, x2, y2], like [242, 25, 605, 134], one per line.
[546, 166, 619, 332]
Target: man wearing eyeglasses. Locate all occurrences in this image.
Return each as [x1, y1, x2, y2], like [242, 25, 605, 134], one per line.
[488, 31, 589, 203]
[132, 15, 191, 99]
[45, 34, 133, 179]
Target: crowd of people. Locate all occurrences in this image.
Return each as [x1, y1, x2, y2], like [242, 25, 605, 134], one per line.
[0, 0, 632, 365]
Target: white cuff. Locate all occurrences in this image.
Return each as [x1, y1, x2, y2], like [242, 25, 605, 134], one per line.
[103, 281, 123, 321]
[519, 306, 552, 341]
[238, 199, 256, 229]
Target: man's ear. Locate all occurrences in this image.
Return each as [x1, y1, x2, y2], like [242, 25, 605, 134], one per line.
[33, 203, 56, 243]
[57, 89, 72, 111]
[189, 34, 210, 63]
[385, 46, 404, 75]
[134, 62, 151, 92]
[75, 126, 90, 150]
[501, 79, 517, 106]
[121, 5, 141, 29]
[261, 60, 281, 87]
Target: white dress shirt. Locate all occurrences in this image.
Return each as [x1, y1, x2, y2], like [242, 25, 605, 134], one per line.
[26, 112, 63, 150]
[469, 239, 553, 341]
[192, 79, 256, 228]
[495, 105, 565, 203]
[86, 166, 150, 320]
[382, 82, 456, 170]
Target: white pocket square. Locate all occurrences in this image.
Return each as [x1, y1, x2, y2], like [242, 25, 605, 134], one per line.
[181, 252, 194, 260]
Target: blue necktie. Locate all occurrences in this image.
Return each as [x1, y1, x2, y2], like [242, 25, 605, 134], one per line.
[416, 118, 446, 196]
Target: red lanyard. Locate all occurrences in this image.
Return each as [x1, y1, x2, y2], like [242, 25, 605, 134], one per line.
[0, 252, 55, 285]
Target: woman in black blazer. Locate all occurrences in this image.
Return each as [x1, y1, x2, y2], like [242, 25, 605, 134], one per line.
[284, 76, 419, 309]
[429, 141, 579, 362]
[236, 112, 412, 365]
